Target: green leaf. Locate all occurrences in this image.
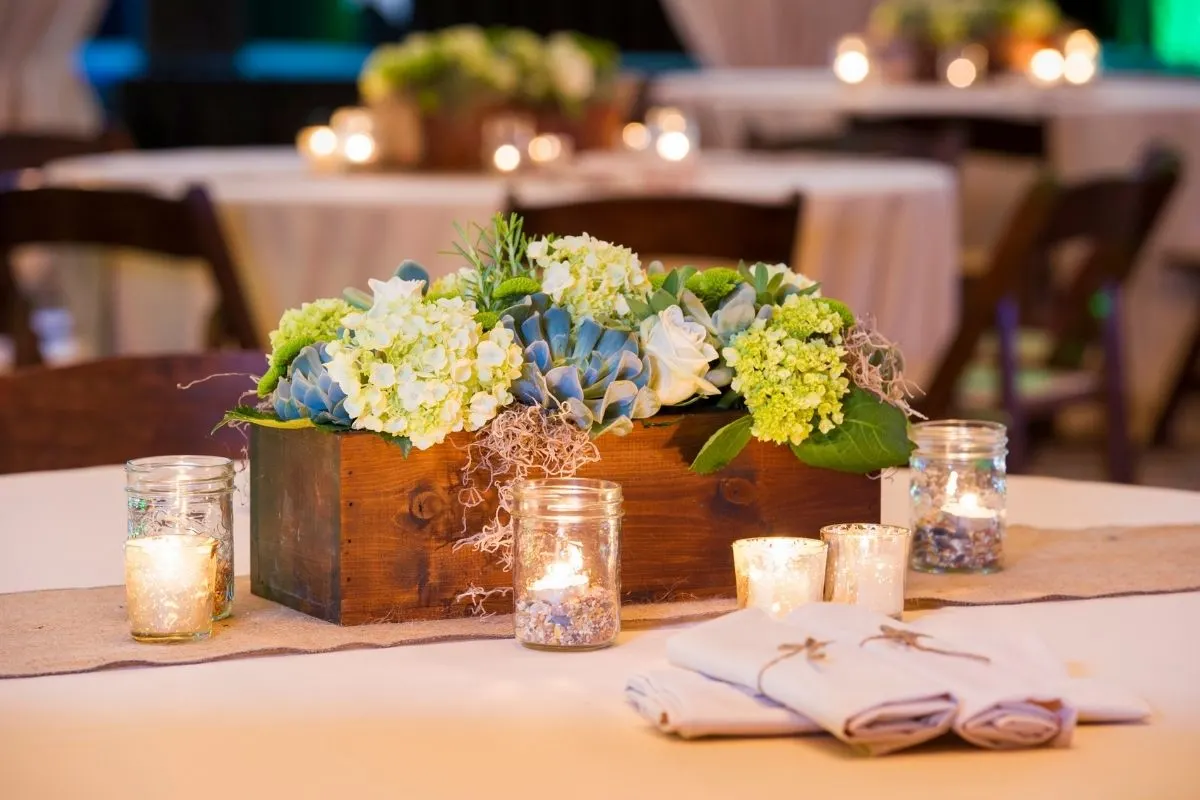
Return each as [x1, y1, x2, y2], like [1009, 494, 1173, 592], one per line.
[766, 272, 785, 294]
[212, 406, 317, 435]
[650, 288, 678, 312]
[381, 434, 413, 457]
[716, 389, 742, 410]
[790, 389, 914, 474]
[753, 263, 770, 293]
[343, 286, 373, 311]
[690, 415, 754, 474]
[626, 297, 653, 319]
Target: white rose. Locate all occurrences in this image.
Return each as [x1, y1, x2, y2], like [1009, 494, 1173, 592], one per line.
[640, 306, 720, 406]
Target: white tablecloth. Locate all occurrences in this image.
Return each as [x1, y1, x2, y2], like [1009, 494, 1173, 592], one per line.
[1, 467, 1199, 798]
[44, 148, 958, 385]
[653, 71, 1200, 431]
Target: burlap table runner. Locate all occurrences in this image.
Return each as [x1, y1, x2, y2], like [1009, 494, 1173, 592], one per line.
[905, 524, 1200, 608]
[3, 524, 1198, 679]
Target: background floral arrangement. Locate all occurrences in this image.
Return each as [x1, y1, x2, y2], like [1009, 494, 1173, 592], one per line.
[359, 24, 619, 115]
[869, 0, 1063, 48]
[226, 213, 916, 476]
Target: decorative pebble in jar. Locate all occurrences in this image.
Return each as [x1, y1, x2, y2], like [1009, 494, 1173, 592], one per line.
[512, 478, 622, 650]
[910, 420, 1007, 574]
[126, 456, 236, 619]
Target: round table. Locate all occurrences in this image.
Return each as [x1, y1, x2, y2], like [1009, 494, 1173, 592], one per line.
[653, 71, 1200, 429]
[43, 147, 958, 385]
[1, 467, 1198, 798]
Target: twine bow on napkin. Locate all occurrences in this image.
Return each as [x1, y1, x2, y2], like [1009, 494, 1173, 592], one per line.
[756, 637, 831, 693]
[861, 625, 991, 664]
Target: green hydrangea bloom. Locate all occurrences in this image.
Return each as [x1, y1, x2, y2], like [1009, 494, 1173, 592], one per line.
[724, 294, 849, 446]
[685, 268, 744, 306]
[475, 310, 500, 330]
[493, 276, 541, 307]
[817, 298, 856, 330]
[260, 298, 354, 396]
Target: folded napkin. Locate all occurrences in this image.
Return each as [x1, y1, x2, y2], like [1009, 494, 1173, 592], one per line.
[666, 609, 958, 755]
[910, 613, 1151, 725]
[784, 603, 1076, 750]
[625, 667, 821, 739]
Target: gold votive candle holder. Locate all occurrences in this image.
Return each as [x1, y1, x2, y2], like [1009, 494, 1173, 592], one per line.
[732, 537, 827, 619]
[124, 534, 218, 643]
[821, 524, 912, 619]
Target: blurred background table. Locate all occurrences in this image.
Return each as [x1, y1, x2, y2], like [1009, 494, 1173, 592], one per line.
[654, 71, 1200, 426]
[43, 147, 958, 384]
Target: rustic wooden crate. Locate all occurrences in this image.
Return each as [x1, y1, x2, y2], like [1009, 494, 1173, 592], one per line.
[250, 412, 881, 625]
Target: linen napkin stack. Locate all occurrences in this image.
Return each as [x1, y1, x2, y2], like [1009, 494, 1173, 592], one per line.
[629, 605, 1150, 754]
[665, 609, 959, 755]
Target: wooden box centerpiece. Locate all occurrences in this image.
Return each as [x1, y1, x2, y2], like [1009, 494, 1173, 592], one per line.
[233, 217, 914, 626]
[250, 413, 879, 625]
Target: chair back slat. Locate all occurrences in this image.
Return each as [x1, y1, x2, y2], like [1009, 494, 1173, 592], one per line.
[511, 194, 803, 266]
[0, 352, 264, 475]
[0, 186, 204, 258]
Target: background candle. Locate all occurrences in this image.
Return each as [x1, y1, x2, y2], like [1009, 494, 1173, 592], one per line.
[821, 524, 912, 619]
[124, 534, 217, 643]
[732, 537, 827, 619]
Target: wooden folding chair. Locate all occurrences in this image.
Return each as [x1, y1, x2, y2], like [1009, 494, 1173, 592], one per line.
[0, 184, 262, 366]
[0, 352, 264, 475]
[920, 146, 1182, 483]
[511, 194, 803, 266]
[1150, 253, 1200, 446]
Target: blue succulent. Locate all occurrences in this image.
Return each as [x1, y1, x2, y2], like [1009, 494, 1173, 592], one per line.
[272, 343, 352, 427]
[502, 294, 660, 436]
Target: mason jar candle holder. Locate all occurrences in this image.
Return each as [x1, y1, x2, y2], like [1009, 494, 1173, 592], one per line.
[821, 524, 912, 619]
[512, 478, 622, 651]
[732, 537, 827, 619]
[910, 421, 1007, 574]
[124, 534, 218, 642]
[126, 456, 236, 620]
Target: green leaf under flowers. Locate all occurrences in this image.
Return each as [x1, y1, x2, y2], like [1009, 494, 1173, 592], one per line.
[690, 415, 755, 474]
[790, 389, 914, 474]
[650, 288, 678, 313]
[212, 406, 318, 435]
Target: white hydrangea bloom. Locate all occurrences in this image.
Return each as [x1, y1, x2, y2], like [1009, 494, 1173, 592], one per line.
[527, 233, 649, 324]
[325, 276, 523, 450]
[546, 33, 596, 103]
[765, 263, 821, 296]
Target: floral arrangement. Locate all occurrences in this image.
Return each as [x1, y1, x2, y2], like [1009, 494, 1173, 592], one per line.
[869, 0, 1062, 47]
[225, 213, 916, 477]
[359, 25, 619, 115]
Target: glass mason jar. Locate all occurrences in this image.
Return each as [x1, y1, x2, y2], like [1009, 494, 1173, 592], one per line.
[126, 456, 235, 620]
[511, 478, 622, 651]
[909, 421, 1007, 574]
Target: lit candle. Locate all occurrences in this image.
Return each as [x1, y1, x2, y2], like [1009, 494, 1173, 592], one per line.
[296, 125, 339, 171]
[124, 534, 217, 643]
[529, 540, 589, 605]
[492, 143, 522, 173]
[942, 491, 999, 530]
[527, 133, 573, 168]
[621, 121, 651, 151]
[732, 537, 827, 619]
[821, 524, 911, 619]
[833, 36, 871, 85]
[1028, 48, 1066, 86]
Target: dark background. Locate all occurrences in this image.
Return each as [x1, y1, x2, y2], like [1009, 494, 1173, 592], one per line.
[87, 0, 1146, 149]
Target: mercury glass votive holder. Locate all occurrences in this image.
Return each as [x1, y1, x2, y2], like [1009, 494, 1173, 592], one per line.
[126, 456, 235, 620]
[125, 534, 218, 642]
[910, 420, 1007, 574]
[732, 537, 827, 619]
[821, 524, 912, 619]
[511, 478, 622, 651]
